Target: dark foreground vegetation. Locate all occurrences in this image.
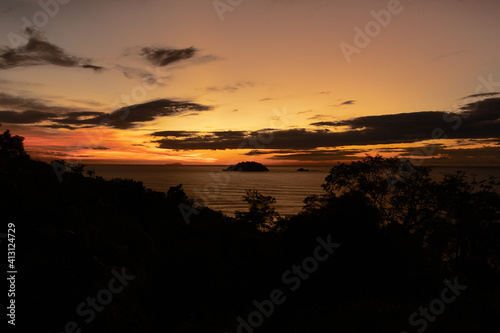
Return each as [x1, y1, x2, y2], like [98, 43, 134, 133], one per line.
[1, 128, 500, 332]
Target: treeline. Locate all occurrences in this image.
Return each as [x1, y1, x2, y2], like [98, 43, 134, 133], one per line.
[1, 129, 499, 332]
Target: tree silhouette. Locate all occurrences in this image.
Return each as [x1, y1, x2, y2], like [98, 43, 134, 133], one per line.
[318, 155, 500, 272]
[0, 128, 29, 159]
[235, 189, 280, 231]
[321, 155, 445, 228]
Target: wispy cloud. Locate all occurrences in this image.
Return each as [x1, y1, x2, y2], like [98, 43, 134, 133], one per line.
[461, 92, 500, 100]
[115, 64, 168, 85]
[0, 92, 74, 112]
[339, 100, 356, 106]
[0, 93, 212, 130]
[140, 46, 197, 67]
[206, 81, 255, 93]
[0, 29, 103, 71]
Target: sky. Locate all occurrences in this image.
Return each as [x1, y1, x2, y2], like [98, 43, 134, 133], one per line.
[1, 0, 500, 165]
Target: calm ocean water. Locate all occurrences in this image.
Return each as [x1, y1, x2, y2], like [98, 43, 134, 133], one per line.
[86, 165, 500, 216]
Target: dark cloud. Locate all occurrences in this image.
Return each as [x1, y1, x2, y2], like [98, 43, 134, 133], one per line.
[242, 149, 299, 156]
[0, 92, 69, 112]
[50, 99, 211, 129]
[340, 100, 356, 106]
[150, 130, 197, 137]
[0, 93, 212, 130]
[0, 110, 56, 124]
[152, 130, 248, 150]
[39, 124, 78, 130]
[308, 114, 330, 120]
[206, 81, 254, 93]
[311, 98, 500, 143]
[102, 100, 210, 129]
[81, 64, 104, 72]
[0, 29, 103, 71]
[243, 150, 271, 156]
[268, 149, 363, 161]
[387, 145, 500, 166]
[461, 92, 500, 100]
[140, 46, 197, 67]
[310, 121, 336, 126]
[152, 98, 500, 151]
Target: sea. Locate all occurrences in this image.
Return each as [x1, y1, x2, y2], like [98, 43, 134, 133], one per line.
[85, 165, 500, 217]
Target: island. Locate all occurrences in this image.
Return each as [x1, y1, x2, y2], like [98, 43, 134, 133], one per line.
[224, 161, 269, 171]
[297, 168, 310, 172]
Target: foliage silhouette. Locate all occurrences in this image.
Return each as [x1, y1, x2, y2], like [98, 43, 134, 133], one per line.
[0, 128, 29, 159]
[235, 189, 281, 231]
[1, 129, 499, 333]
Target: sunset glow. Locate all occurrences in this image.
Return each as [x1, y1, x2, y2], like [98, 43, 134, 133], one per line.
[1, 0, 499, 165]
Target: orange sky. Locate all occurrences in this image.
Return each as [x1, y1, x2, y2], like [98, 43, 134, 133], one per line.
[1, 0, 500, 166]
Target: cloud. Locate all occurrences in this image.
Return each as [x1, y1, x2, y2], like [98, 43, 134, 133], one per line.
[206, 81, 254, 93]
[461, 92, 500, 100]
[39, 124, 78, 130]
[55, 99, 212, 129]
[340, 100, 356, 106]
[0, 92, 212, 130]
[140, 46, 197, 67]
[243, 150, 271, 156]
[0, 92, 79, 113]
[115, 65, 168, 85]
[309, 121, 336, 126]
[151, 98, 500, 151]
[307, 114, 331, 120]
[0, 110, 56, 124]
[268, 149, 363, 161]
[242, 149, 299, 156]
[0, 29, 103, 71]
[150, 130, 197, 137]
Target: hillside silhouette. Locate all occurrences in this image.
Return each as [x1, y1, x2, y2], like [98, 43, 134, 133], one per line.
[1, 128, 499, 332]
[225, 161, 270, 171]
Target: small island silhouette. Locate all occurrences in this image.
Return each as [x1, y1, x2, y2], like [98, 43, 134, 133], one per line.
[297, 167, 310, 172]
[224, 161, 269, 171]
